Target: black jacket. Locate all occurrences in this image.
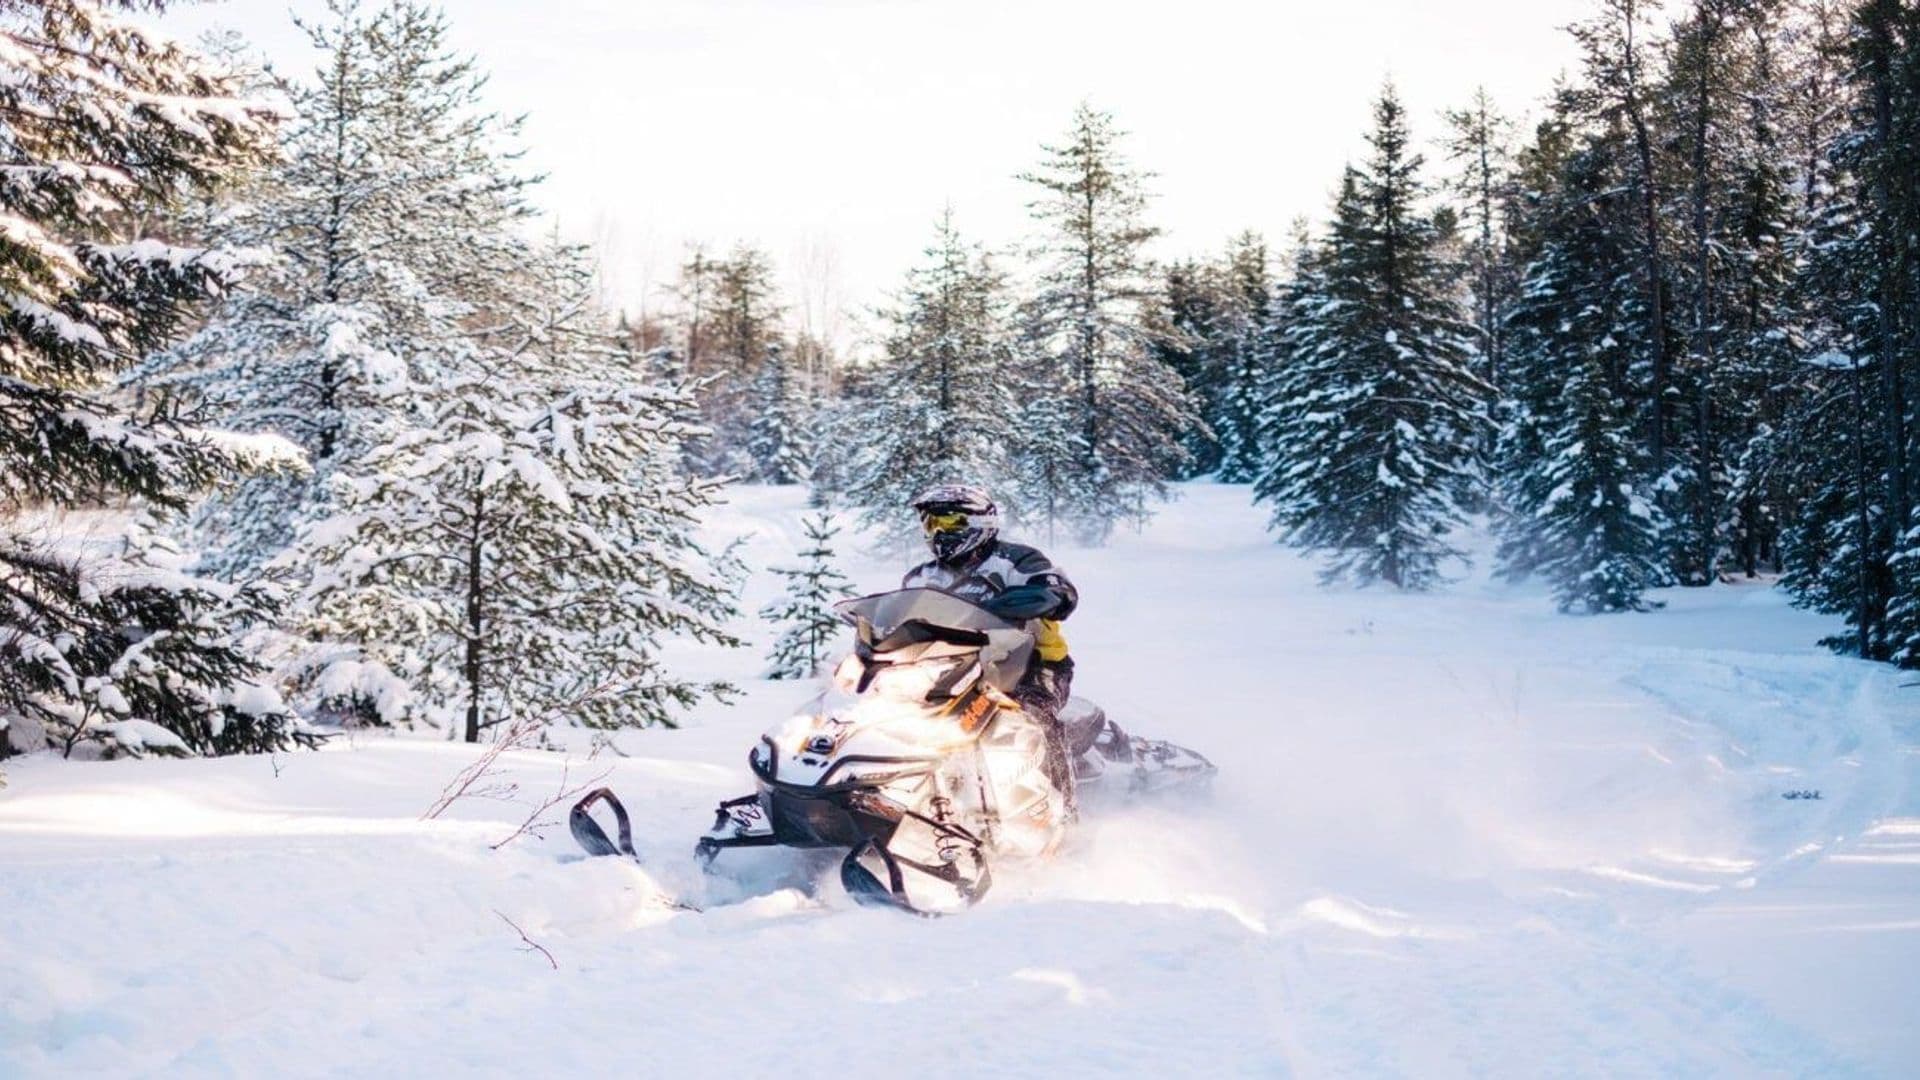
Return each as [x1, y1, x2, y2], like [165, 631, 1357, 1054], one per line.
[902, 540, 1077, 624]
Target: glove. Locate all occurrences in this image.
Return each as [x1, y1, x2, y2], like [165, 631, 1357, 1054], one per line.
[985, 584, 1061, 620]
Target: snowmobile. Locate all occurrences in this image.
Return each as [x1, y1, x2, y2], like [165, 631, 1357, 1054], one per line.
[571, 587, 1216, 915]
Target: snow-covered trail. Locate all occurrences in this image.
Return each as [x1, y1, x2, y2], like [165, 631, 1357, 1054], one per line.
[3, 484, 1916, 1077]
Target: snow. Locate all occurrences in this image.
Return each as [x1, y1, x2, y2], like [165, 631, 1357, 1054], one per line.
[4, 483, 1918, 1076]
[91, 719, 191, 757]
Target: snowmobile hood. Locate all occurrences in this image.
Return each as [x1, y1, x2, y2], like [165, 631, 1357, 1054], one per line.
[834, 588, 1034, 695]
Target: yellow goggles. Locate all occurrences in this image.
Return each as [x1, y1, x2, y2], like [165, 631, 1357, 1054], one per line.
[920, 510, 970, 535]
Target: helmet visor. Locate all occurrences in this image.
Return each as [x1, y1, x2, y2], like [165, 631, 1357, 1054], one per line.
[920, 510, 970, 535]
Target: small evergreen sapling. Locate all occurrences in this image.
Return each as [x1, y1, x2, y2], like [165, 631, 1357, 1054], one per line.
[761, 513, 856, 679]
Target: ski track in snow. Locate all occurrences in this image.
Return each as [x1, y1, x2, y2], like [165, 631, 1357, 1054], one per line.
[3, 483, 1916, 1078]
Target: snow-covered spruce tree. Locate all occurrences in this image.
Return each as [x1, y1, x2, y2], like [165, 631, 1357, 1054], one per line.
[673, 244, 787, 478]
[1714, 7, 1805, 580]
[1648, 0, 1785, 588]
[0, 0, 317, 758]
[760, 512, 855, 679]
[1254, 86, 1492, 590]
[1157, 239, 1270, 484]
[1570, 0, 1680, 479]
[1212, 232, 1276, 484]
[1153, 259, 1224, 478]
[138, 0, 535, 577]
[1007, 381, 1088, 549]
[747, 342, 813, 485]
[1496, 141, 1666, 612]
[1533, 355, 1666, 613]
[1777, 0, 1920, 664]
[837, 210, 1021, 539]
[1440, 87, 1519, 392]
[1018, 103, 1198, 541]
[299, 243, 741, 739]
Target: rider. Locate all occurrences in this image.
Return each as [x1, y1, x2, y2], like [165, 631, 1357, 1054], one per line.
[903, 484, 1081, 810]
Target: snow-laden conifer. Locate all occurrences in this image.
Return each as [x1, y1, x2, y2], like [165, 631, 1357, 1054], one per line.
[748, 343, 814, 485]
[760, 512, 855, 679]
[296, 244, 741, 740]
[1018, 103, 1198, 541]
[0, 0, 307, 757]
[1496, 140, 1667, 611]
[835, 211, 1020, 539]
[140, 1, 535, 576]
[1255, 86, 1491, 589]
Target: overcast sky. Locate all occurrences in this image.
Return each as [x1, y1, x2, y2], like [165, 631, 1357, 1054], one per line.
[156, 0, 1594, 344]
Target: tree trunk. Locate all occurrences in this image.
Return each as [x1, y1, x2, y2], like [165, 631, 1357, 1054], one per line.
[463, 490, 484, 744]
[1849, 362, 1876, 658]
[1866, 7, 1910, 576]
[1623, 6, 1673, 471]
[1686, 9, 1722, 584]
[1081, 180, 1101, 471]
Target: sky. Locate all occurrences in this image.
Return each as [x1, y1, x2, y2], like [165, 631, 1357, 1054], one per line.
[153, 0, 1595, 349]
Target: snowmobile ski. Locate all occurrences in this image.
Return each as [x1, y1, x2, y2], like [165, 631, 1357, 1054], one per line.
[570, 787, 638, 859]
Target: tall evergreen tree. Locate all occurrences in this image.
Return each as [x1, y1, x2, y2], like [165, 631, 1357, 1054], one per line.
[138, 0, 535, 577]
[1212, 232, 1275, 483]
[838, 211, 1021, 539]
[1781, 0, 1920, 664]
[1497, 139, 1668, 609]
[298, 243, 741, 739]
[0, 0, 312, 758]
[1154, 259, 1224, 478]
[1019, 103, 1198, 540]
[1441, 87, 1519, 391]
[747, 342, 814, 486]
[1254, 87, 1491, 589]
[674, 244, 786, 478]
[1717, 5, 1804, 579]
[1655, 0, 1758, 586]
[1572, 0, 1680, 475]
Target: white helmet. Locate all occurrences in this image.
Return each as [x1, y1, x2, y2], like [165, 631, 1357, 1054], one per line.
[910, 483, 999, 563]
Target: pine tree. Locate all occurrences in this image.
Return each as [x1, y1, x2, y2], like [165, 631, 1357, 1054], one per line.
[1497, 139, 1668, 611]
[1654, 0, 1756, 586]
[1781, 0, 1920, 664]
[1019, 103, 1199, 540]
[747, 342, 813, 485]
[676, 244, 786, 478]
[1441, 87, 1519, 390]
[1538, 357, 1667, 613]
[1572, 0, 1680, 475]
[761, 512, 855, 679]
[1717, 6, 1804, 579]
[837, 211, 1021, 539]
[1255, 87, 1492, 589]
[298, 245, 742, 739]
[138, 0, 535, 577]
[1213, 232, 1275, 483]
[1153, 259, 1224, 478]
[0, 0, 310, 758]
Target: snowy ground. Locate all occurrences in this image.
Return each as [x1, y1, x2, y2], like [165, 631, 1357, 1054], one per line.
[3, 484, 1916, 1077]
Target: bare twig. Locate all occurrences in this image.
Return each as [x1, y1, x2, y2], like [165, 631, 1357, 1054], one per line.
[421, 678, 623, 821]
[491, 759, 613, 850]
[494, 911, 558, 970]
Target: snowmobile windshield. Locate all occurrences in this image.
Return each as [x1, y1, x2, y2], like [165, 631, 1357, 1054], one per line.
[834, 588, 1034, 696]
[834, 588, 1014, 647]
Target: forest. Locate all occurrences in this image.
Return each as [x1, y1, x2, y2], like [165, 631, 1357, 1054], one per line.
[3, 0, 1919, 763]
